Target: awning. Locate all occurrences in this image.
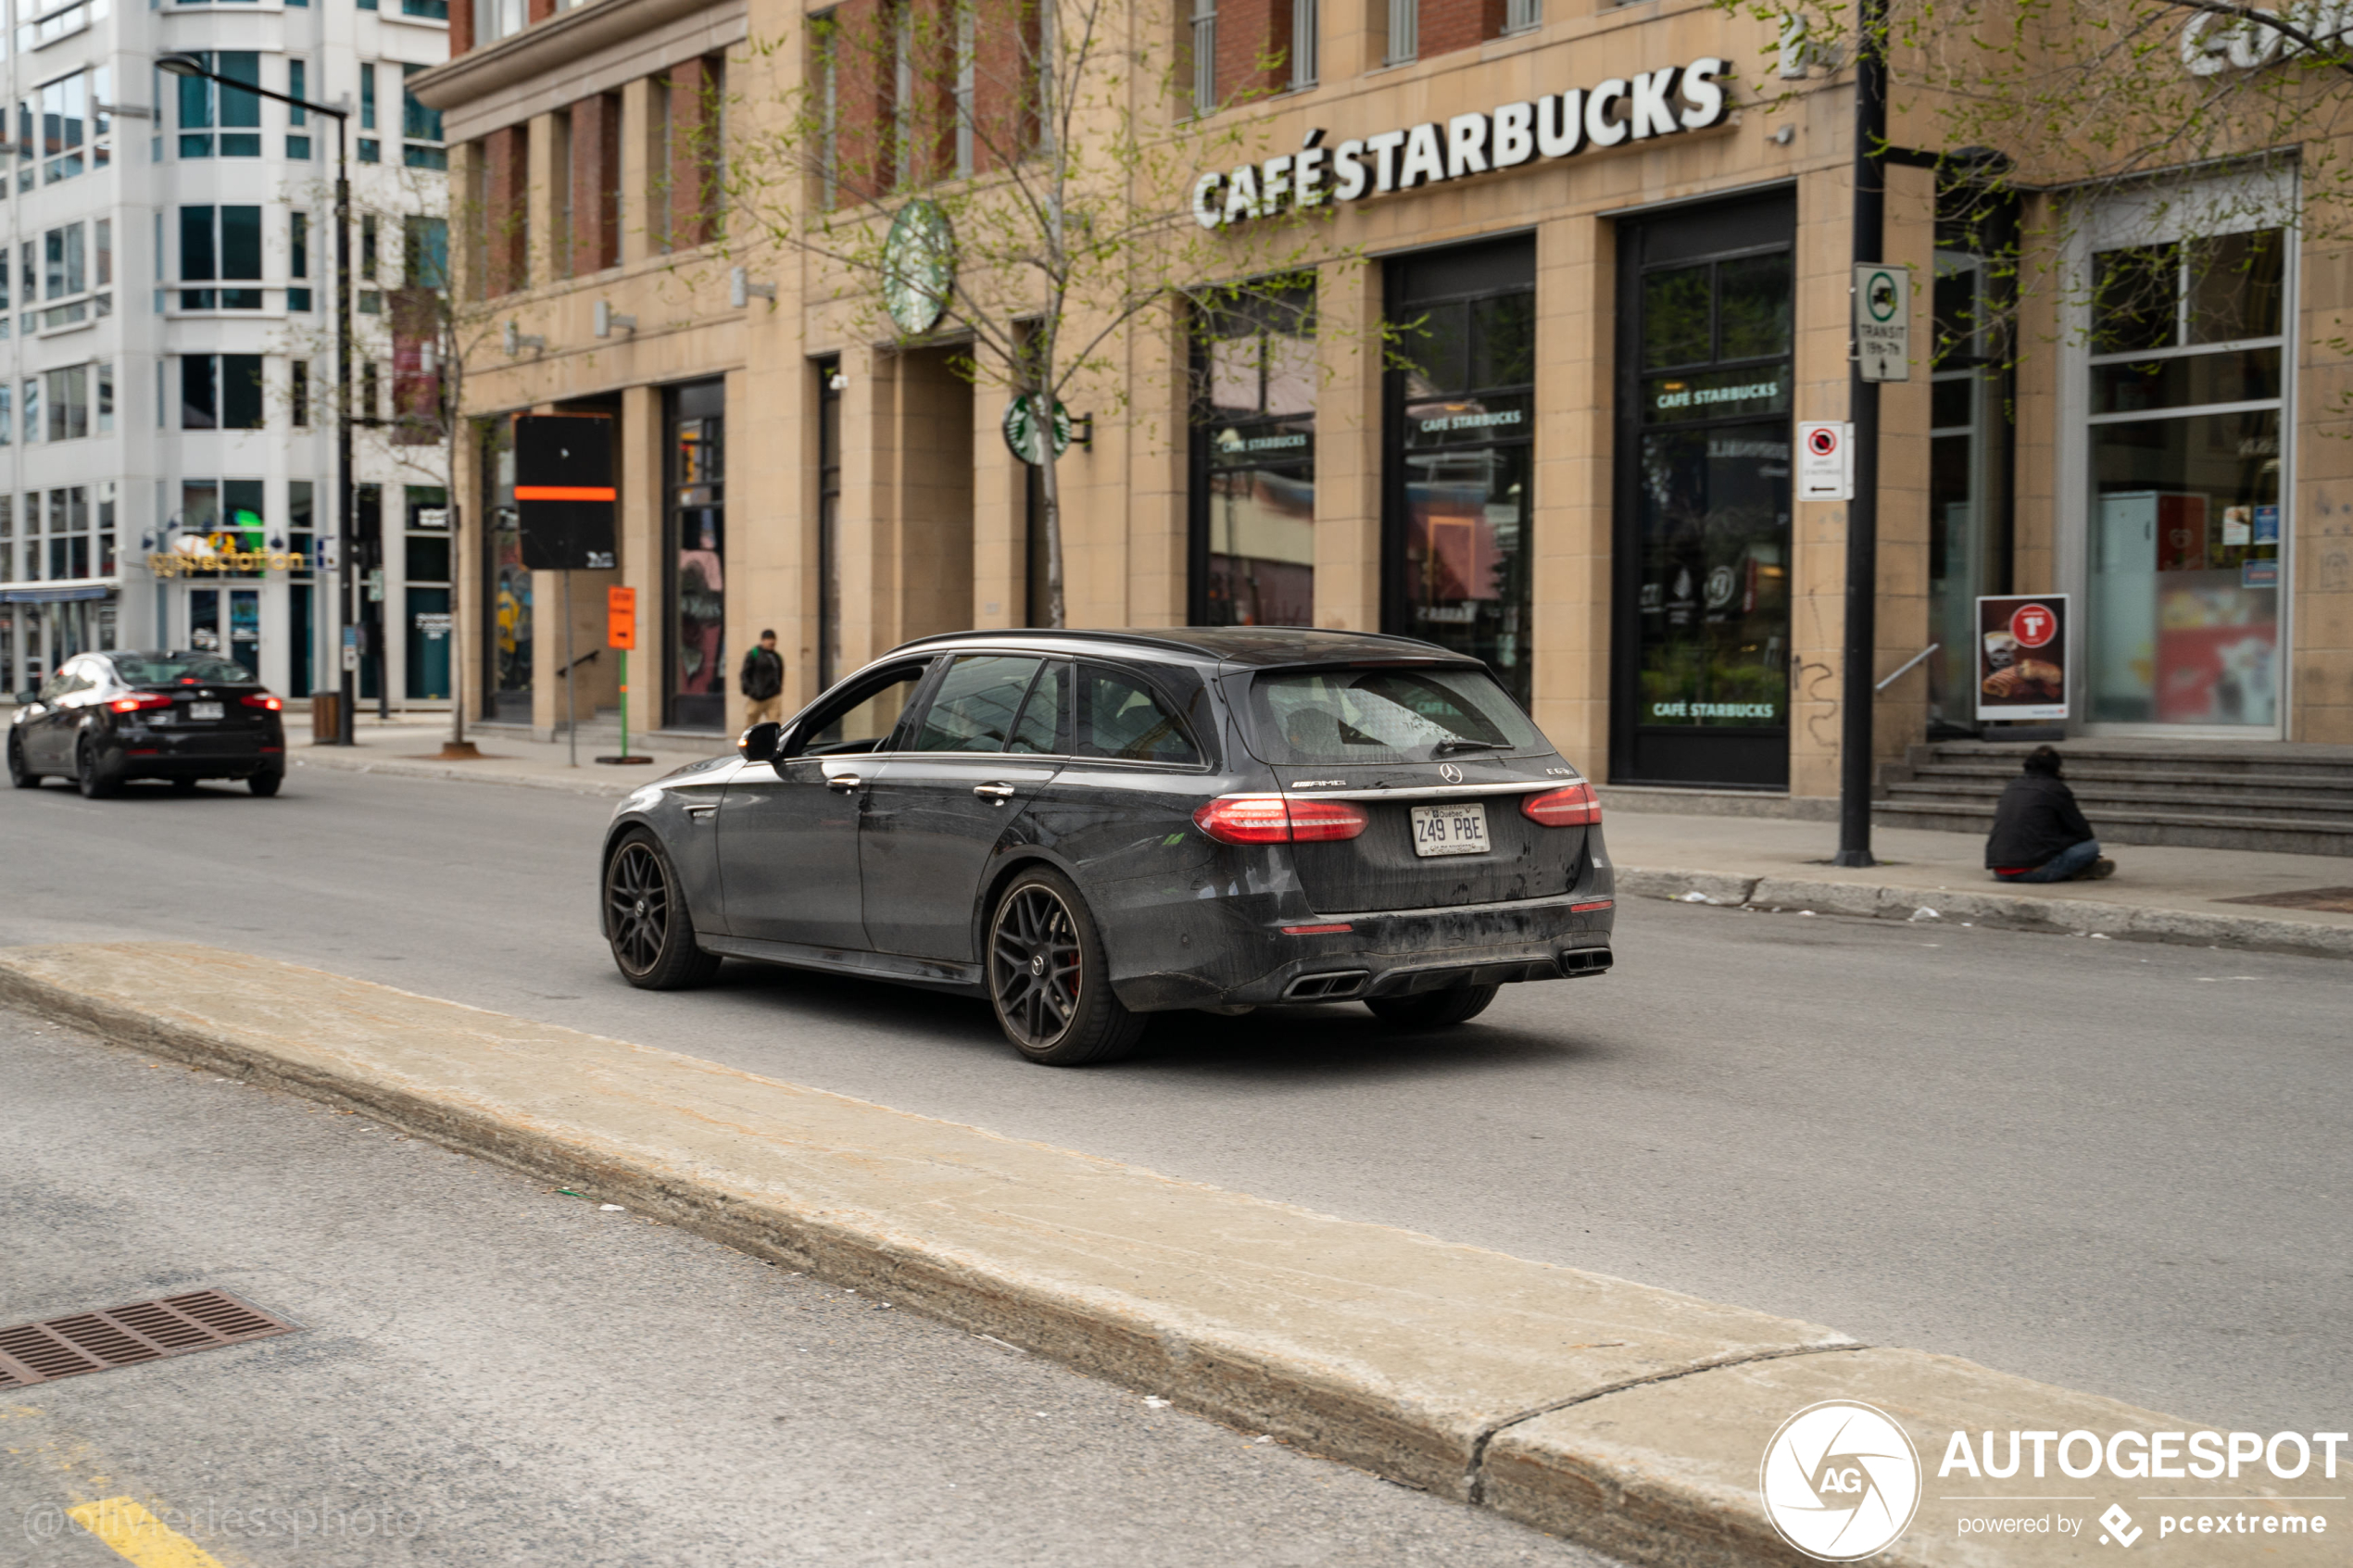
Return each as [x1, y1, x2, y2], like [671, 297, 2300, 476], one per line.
[0, 583, 117, 604]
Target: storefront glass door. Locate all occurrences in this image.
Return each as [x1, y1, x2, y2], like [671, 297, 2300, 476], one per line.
[188, 588, 260, 678]
[666, 380, 726, 731]
[1613, 194, 1795, 787]
[2085, 229, 2284, 729]
[1385, 238, 1537, 705]
[1191, 285, 1317, 626]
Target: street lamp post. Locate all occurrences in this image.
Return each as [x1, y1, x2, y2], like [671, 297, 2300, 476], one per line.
[157, 54, 356, 746]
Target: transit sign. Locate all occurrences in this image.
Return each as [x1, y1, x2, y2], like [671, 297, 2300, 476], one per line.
[1855, 264, 1911, 383]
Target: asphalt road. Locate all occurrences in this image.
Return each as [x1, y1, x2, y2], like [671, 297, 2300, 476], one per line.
[1, 1009, 1604, 1567]
[4, 762, 2347, 1438]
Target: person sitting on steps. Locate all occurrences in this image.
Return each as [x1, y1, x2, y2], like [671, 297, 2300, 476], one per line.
[1985, 746, 2116, 884]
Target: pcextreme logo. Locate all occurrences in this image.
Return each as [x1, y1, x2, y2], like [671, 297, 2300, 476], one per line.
[1760, 1401, 1924, 1562]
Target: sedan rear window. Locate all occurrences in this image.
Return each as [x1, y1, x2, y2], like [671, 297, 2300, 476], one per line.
[108, 654, 254, 685]
[1247, 666, 1545, 764]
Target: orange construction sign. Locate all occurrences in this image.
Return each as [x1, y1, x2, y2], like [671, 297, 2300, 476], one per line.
[607, 585, 637, 649]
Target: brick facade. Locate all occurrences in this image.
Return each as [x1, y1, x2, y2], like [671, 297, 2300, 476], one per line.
[1413, 0, 1507, 60]
[571, 92, 622, 275]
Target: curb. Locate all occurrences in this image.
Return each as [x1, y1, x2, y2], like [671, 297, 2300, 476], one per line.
[1, 942, 2319, 1568]
[1613, 867, 2353, 961]
[293, 748, 664, 798]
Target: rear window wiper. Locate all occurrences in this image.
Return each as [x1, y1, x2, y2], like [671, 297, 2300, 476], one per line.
[1430, 738, 1510, 755]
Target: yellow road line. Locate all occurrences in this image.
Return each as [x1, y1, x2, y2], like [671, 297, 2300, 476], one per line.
[65, 1498, 230, 1568]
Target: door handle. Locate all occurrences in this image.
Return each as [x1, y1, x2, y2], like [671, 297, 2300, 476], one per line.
[826, 773, 863, 793]
[973, 782, 1015, 802]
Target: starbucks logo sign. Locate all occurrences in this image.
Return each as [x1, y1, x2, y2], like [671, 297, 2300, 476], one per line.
[883, 199, 954, 335]
[1001, 395, 1073, 466]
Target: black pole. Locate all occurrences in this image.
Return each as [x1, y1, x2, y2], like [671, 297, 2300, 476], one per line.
[1834, 0, 1889, 868]
[335, 116, 358, 746]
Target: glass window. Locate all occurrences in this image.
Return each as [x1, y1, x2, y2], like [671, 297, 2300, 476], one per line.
[217, 53, 259, 157]
[1008, 662, 1063, 753]
[668, 383, 725, 728]
[1192, 282, 1316, 627]
[44, 366, 87, 441]
[1075, 665, 1201, 763]
[181, 355, 216, 428]
[794, 664, 929, 756]
[2086, 226, 2284, 729]
[1246, 665, 1540, 764]
[221, 355, 263, 429]
[910, 655, 1042, 752]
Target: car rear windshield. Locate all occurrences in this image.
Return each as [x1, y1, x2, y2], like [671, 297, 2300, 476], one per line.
[1247, 666, 1547, 764]
[109, 654, 256, 685]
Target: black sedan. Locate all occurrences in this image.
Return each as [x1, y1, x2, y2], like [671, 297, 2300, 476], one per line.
[9, 650, 288, 798]
[600, 628, 1615, 1064]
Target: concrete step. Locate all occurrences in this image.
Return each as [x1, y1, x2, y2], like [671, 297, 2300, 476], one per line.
[1886, 781, 2353, 823]
[1873, 798, 2353, 857]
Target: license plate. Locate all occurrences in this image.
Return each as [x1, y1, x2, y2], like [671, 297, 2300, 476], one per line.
[1410, 801, 1490, 858]
[189, 702, 224, 721]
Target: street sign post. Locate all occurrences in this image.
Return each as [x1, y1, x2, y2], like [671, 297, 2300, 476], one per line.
[602, 586, 644, 764]
[1797, 421, 1854, 501]
[1855, 264, 1911, 383]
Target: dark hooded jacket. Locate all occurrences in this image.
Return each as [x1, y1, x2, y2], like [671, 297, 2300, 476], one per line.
[1985, 773, 2095, 869]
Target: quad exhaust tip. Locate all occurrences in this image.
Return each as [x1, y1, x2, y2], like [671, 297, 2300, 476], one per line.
[1282, 970, 1372, 1001]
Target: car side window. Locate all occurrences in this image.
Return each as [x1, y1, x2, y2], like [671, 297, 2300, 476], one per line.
[907, 656, 1043, 754]
[1007, 662, 1066, 754]
[788, 663, 931, 758]
[1076, 664, 1201, 764]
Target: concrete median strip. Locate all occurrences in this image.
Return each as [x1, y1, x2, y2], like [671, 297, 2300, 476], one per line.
[1614, 868, 2353, 960]
[2, 942, 2333, 1566]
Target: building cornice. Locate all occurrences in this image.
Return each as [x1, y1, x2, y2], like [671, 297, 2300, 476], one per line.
[408, 0, 745, 141]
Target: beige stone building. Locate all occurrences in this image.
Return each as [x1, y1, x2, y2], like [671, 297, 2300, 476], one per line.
[410, 0, 2353, 826]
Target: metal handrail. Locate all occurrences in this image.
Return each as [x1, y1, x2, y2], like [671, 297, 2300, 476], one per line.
[1874, 643, 1940, 692]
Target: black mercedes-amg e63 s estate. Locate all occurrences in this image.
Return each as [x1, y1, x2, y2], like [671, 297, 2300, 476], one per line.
[600, 628, 1614, 1063]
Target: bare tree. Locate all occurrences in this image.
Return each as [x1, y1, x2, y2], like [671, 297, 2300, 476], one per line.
[724, 0, 1353, 625]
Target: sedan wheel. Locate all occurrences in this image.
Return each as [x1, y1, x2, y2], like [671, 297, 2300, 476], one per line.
[604, 833, 723, 990]
[75, 738, 122, 800]
[986, 868, 1143, 1065]
[6, 734, 38, 789]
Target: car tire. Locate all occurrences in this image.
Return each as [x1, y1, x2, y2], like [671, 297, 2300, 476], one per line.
[248, 770, 283, 797]
[1365, 983, 1501, 1031]
[75, 738, 122, 800]
[985, 866, 1144, 1066]
[6, 734, 38, 789]
[603, 830, 724, 990]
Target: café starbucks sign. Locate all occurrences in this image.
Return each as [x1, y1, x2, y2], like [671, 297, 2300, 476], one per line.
[1192, 57, 1730, 230]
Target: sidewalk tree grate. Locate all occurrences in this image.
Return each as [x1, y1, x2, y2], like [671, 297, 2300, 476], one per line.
[2216, 885, 2353, 913]
[0, 1291, 299, 1388]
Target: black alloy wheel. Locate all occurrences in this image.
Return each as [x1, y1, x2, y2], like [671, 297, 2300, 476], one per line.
[1365, 983, 1501, 1031]
[986, 867, 1144, 1066]
[248, 770, 283, 797]
[604, 832, 723, 990]
[75, 738, 121, 800]
[6, 734, 37, 789]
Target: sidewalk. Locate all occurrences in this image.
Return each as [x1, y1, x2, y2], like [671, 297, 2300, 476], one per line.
[1604, 809, 2353, 959]
[293, 722, 2353, 959]
[292, 714, 727, 797]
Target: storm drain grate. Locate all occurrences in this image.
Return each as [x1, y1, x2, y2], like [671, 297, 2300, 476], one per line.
[0, 1291, 299, 1388]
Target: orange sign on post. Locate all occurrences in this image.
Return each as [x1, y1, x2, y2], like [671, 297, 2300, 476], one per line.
[607, 585, 637, 649]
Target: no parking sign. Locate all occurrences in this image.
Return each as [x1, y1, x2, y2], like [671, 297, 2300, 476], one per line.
[1797, 421, 1853, 501]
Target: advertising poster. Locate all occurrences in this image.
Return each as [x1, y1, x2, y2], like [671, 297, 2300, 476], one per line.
[1976, 595, 2069, 721]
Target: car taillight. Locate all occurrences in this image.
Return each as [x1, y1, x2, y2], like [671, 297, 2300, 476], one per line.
[1192, 795, 1369, 845]
[1522, 782, 1601, 827]
[241, 694, 283, 711]
[108, 693, 174, 714]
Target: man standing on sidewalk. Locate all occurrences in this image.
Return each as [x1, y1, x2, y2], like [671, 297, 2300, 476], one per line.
[1986, 746, 2116, 883]
[739, 630, 785, 731]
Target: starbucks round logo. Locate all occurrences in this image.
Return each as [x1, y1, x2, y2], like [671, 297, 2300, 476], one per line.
[883, 199, 954, 335]
[1001, 395, 1073, 466]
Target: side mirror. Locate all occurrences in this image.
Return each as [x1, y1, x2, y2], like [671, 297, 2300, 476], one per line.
[736, 721, 783, 763]
[12, 690, 39, 706]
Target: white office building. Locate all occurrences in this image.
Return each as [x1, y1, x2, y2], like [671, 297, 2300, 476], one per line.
[0, 0, 448, 708]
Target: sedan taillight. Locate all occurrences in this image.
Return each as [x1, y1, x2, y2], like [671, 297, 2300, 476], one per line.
[1193, 795, 1370, 845]
[108, 693, 175, 714]
[241, 693, 283, 711]
[1522, 782, 1601, 828]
